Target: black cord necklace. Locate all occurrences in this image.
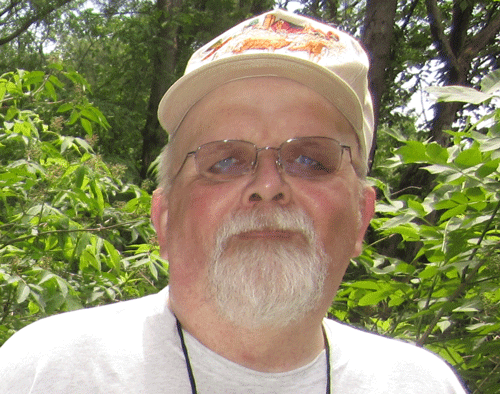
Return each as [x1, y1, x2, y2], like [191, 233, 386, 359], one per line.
[176, 317, 331, 394]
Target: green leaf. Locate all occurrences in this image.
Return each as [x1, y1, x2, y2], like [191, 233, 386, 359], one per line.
[5, 106, 18, 121]
[60, 136, 73, 154]
[379, 214, 417, 230]
[104, 240, 121, 272]
[481, 68, 500, 94]
[387, 224, 420, 241]
[48, 63, 64, 71]
[424, 164, 453, 175]
[44, 80, 57, 101]
[397, 141, 427, 163]
[0, 82, 6, 101]
[454, 148, 482, 168]
[426, 142, 448, 164]
[348, 281, 380, 290]
[394, 262, 415, 274]
[56, 277, 69, 298]
[48, 74, 64, 89]
[80, 118, 93, 135]
[28, 301, 40, 315]
[427, 85, 493, 104]
[419, 265, 438, 279]
[68, 110, 79, 125]
[90, 180, 104, 217]
[434, 199, 457, 210]
[388, 296, 405, 307]
[74, 165, 86, 189]
[16, 282, 30, 303]
[453, 302, 480, 312]
[57, 103, 73, 113]
[24, 71, 45, 87]
[437, 319, 452, 333]
[74, 232, 92, 260]
[74, 138, 93, 153]
[440, 204, 467, 221]
[450, 191, 468, 204]
[358, 289, 392, 306]
[465, 187, 485, 201]
[39, 272, 55, 285]
[81, 249, 101, 272]
[80, 108, 100, 123]
[407, 199, 428, 217]
[466, 322, 500, 335]
[478, 137, 500, 152]
[148, 261, 158, 280]
[476, 158, 500, 177]
[13, 121, 32, 137]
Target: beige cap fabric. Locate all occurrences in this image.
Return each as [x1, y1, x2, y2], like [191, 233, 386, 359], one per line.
[158, 9, 373, 162]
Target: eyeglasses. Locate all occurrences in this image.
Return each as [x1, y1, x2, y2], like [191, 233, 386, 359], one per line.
[175, 136, 352, 182]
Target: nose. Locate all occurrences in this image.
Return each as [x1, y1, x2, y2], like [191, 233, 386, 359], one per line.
[241, 148, 291, 205]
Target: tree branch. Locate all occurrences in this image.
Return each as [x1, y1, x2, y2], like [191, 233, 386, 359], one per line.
[0, 0, 74, 46]
[0, 220, 148, 247]
[400, 0, 419, 35]
[464, 9, 500, 61]
[424, 0, 461, 74]
[0, 0, 23, 21]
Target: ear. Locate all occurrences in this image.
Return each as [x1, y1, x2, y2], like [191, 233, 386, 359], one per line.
[151, 188, 169, 260]
[353, 185, 376, 257]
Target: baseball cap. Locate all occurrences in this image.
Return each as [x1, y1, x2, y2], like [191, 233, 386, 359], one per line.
[157, 9, 373, 163]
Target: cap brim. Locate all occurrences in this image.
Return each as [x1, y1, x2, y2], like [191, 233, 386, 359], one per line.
[158, 53, 365, 157]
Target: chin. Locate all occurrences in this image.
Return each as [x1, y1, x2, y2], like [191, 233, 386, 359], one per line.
[208, 240, 329, 329]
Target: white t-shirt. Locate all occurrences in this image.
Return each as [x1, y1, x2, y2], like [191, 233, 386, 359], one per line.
[0, 287, 467, 393]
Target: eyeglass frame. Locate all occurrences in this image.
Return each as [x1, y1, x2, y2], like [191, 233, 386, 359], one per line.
[172, 136, 354, 182]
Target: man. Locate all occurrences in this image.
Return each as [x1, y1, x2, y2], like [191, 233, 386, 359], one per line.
[0, 9, 467, 393]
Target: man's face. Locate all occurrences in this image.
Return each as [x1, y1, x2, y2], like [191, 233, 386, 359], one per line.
[152, 77, 374, 326]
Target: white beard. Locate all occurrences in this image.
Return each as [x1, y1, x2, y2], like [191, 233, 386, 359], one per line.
[207, 207, 329, 329]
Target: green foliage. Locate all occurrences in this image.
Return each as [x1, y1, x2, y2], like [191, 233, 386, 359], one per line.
[1, 2, 499, 391]
[337, 73, 500, 393]
[0, 66, 167, 345]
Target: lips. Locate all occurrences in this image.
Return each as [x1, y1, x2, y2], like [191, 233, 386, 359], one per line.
[214, 207, 316, 253]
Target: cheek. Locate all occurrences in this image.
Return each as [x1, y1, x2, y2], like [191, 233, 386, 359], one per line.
[166, 182, 239, 264]
[298, 181, 360, 258]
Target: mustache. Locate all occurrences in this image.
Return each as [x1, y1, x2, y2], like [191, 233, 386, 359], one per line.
[215, 207, 316, 249]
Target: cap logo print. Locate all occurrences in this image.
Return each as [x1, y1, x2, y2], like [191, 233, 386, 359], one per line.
[198, 14, 345, 63]
[158, 9, 374, 166]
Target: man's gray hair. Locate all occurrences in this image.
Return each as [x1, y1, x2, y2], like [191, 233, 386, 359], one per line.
[157, 134, 178, 193]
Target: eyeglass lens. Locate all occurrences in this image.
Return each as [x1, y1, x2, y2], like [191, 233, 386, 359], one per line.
[194, 137, 346, 181]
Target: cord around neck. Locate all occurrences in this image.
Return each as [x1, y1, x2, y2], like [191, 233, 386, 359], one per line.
[175, 316, 331, 394]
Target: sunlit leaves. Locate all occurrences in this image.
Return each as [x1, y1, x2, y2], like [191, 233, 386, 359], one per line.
[0, 65, 163, 346]
[340, 71, 500, 392]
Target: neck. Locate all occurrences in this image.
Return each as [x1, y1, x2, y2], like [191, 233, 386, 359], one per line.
[169, 287, 327, 372]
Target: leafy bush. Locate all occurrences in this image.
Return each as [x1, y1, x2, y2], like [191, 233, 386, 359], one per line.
[336, 70, 500, 393]
[0, 67, 167, 345]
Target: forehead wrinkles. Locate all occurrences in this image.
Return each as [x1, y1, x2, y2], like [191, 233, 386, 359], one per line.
[178, 100, 350, 147]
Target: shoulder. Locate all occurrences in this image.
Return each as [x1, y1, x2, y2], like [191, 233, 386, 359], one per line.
[0, 287, 175, 393]
[4, 287, 170, 346]
[323, 319, 468, 393]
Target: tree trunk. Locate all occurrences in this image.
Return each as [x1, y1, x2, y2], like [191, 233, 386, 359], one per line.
[392, 0, 500, 264]
[140, 0, 182, 179]
[361, 0, 398, 170]
[426, 0, 500, 145]
[400, 0, 500, 186]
